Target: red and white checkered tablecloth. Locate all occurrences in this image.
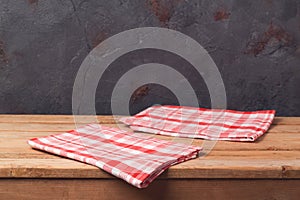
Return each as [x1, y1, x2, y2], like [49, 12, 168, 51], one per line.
[119, 105, 276, 142]
[28, 124, 201, 188]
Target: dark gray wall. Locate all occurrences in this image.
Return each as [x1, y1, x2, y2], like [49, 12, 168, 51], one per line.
[0, 0, 299, 116]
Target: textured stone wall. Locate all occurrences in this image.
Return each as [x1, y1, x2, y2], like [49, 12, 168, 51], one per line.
[0, 0, 299, 116]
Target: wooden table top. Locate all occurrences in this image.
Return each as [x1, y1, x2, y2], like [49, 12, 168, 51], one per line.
[0, 115, 300, 179]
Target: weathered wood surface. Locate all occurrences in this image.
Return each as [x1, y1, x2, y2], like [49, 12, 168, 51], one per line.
[0, 115, 299, 179]
[0, 179, 299, 200]
[0, 115, 299, 199]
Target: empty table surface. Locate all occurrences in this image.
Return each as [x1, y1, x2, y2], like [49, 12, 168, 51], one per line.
[0, 115, 299, 200]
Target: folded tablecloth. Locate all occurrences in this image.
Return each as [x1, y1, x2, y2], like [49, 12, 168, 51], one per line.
[28, 124, 201, 188]
[119, 105, 276, 142]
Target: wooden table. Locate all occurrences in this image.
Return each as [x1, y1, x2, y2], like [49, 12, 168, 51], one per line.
[0, 115, 299, 200]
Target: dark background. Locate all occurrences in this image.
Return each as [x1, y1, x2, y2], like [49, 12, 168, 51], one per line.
[0, 0, 299, 116]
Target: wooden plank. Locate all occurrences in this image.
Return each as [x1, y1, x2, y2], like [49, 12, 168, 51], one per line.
[1, 150, 299, 160]
[1, 129, 300, 152]
[0, 115, 122, 124]
[1, 130, 300, 141]
[1, 133, 300, 152]
[0, 179, 299, 200]
[273, 117, 300, 125]
[0, 152, 300, 178]
[0, 159, 112, 179]
[0, 121, 299, 133]
[0, 122, 128, 132]
[0, 115, 299, 125]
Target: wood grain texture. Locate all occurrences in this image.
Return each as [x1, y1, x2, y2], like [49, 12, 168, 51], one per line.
[0, 115, 299, 124]
[0, 179, 299, 200]
[0, 116, 299, 180]
[0, 115, 123, 124]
